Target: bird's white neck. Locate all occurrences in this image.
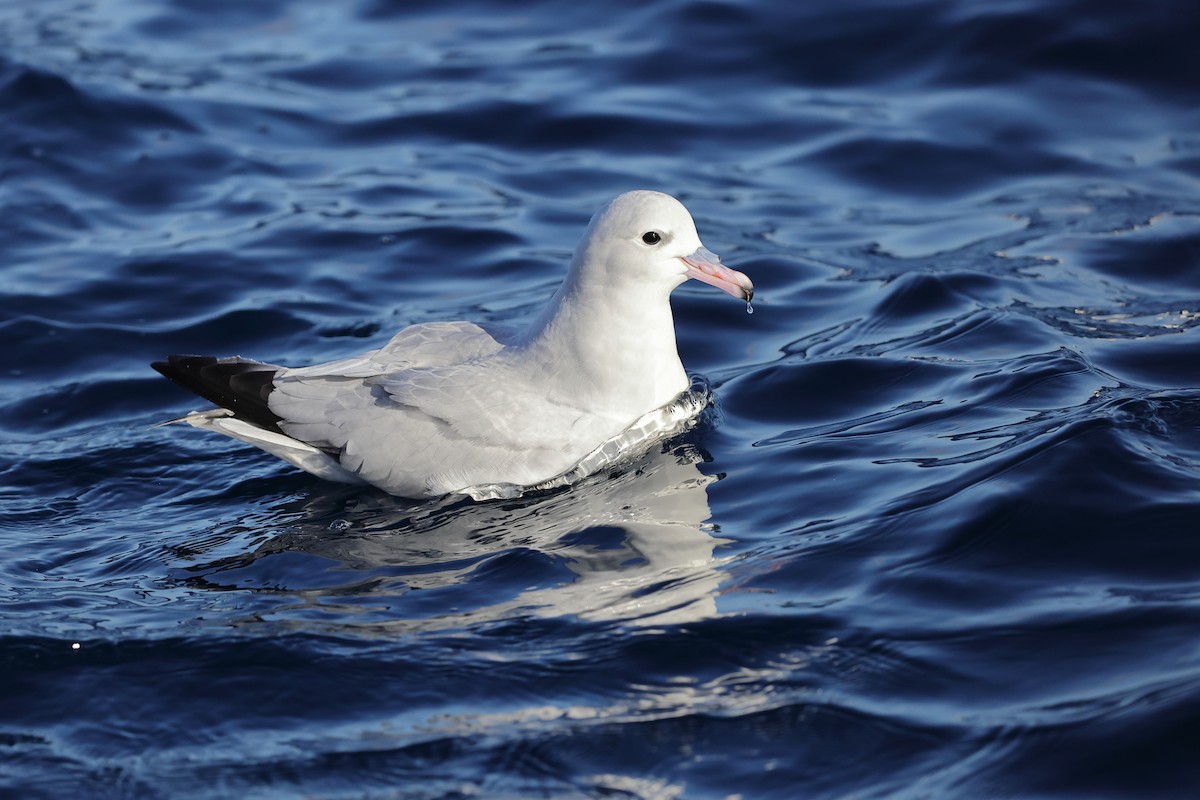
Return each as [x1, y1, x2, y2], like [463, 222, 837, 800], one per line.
[515, 268, 689, 414]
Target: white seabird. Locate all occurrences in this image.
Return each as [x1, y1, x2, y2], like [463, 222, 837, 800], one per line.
[153, 190, 754, 499]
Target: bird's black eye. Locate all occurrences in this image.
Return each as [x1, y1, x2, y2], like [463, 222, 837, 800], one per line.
[642, 231, 662, 245]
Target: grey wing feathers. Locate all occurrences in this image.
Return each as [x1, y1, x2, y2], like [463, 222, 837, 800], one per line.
[281, 321, 512, 379]
[266, 321, 529, 493]
[269, 320, 515, 452]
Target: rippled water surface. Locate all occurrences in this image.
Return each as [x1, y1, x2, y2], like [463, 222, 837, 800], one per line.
[3, 1, 1200, 797]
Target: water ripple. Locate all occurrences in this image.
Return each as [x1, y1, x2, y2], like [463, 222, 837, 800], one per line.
[4, 0, 1200, 797]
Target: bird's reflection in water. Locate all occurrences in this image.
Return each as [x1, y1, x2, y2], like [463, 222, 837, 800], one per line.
[177, 441, 731, 632]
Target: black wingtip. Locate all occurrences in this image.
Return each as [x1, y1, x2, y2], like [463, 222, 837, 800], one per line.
[152, 355, 205, 382]
[152, 354, 284, 434]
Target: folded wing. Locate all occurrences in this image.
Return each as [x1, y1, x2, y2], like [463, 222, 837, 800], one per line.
[266, 320, 616, 495]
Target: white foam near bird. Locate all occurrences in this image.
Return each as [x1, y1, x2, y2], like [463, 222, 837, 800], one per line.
[153, 190, 754, 499]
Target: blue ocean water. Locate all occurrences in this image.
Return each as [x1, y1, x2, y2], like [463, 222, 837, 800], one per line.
[3, 0, 1200, 796]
